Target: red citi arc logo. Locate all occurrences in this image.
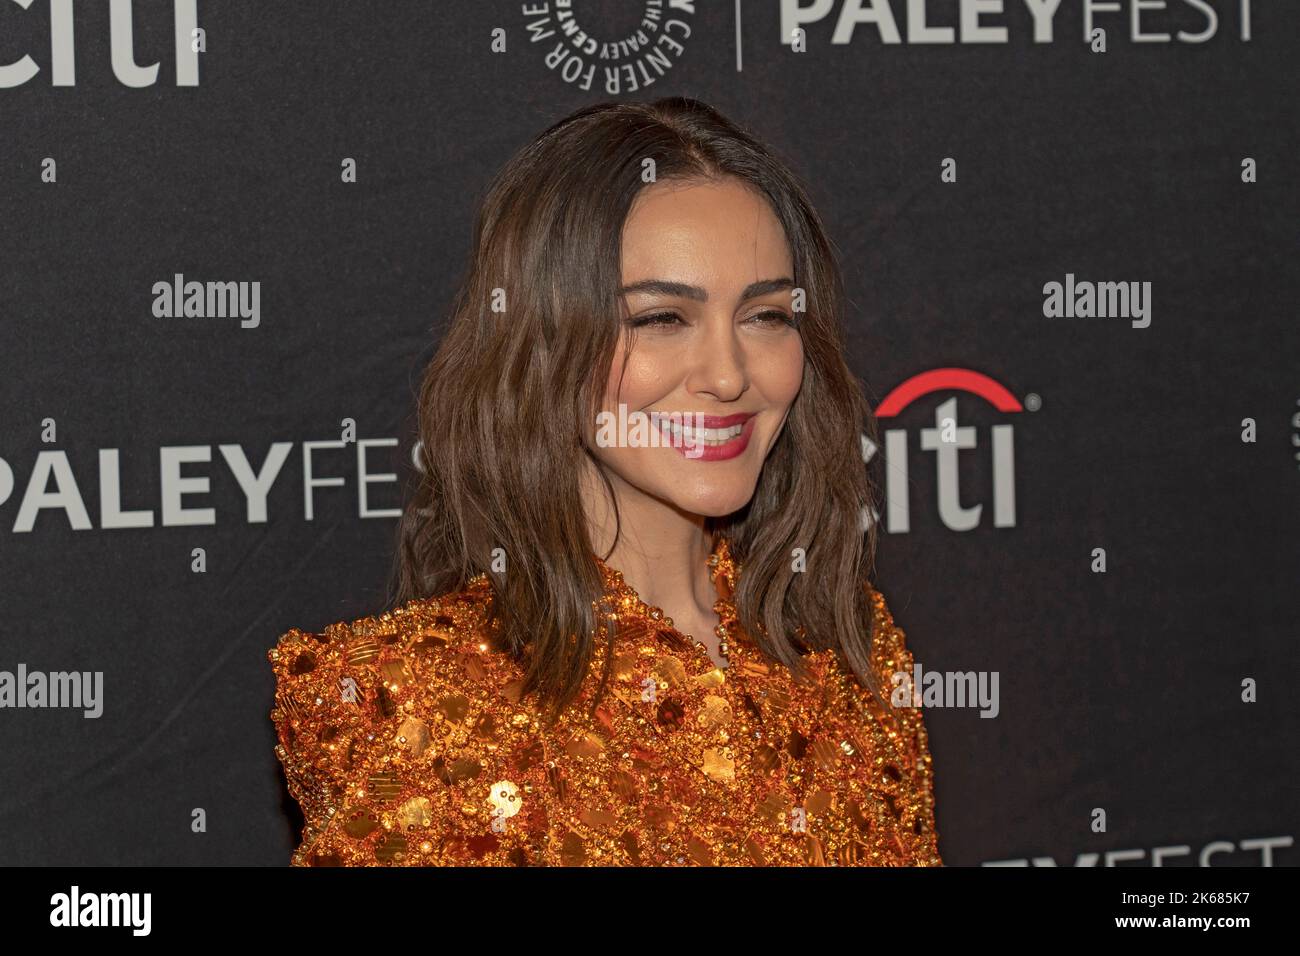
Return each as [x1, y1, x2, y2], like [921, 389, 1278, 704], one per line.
[863, 368, 1023, 534]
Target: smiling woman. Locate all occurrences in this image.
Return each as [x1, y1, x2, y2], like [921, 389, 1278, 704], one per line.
[268, 96, 942, 867]
[592, 178, 805, 527]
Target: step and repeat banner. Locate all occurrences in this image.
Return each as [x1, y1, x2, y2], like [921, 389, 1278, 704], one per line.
[0, 1, 1295, 867]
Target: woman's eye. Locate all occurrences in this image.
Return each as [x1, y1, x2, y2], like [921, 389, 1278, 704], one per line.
[749, 309, 794, 326]
[628, 310, 793, 329]
[629, 312, 683, 328]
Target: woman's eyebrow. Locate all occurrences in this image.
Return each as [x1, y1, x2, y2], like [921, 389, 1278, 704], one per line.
[617, 277, 795, 301]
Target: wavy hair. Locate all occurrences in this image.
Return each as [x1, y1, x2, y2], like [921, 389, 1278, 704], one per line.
[388, 97, 886, 723]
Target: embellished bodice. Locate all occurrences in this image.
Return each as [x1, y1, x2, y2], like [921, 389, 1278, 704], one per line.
[269, 538, 941, 866]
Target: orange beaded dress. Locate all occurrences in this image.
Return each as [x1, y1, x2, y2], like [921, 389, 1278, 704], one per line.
[268, 536, 942, 866]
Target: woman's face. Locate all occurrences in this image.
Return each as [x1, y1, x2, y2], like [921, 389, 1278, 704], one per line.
[591, 176, 804, 518]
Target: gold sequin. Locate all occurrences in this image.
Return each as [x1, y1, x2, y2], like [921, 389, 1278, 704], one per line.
[269, 536, 942, 866]
[700, 746, 735, 783]
[487, 780, 521, 820]
[343, 808, 379, 839]
[374, 831, 407, 863]
[366, 772, 401, 801]
[651, 656, 689, 690]
[396, 797, 433, 829]
[379, 657, 412, 689]
[564, 732, 605, 759]
[395, 716, 430, 756]
[697, 695, 732, 733]
[434, 694, 470, 724]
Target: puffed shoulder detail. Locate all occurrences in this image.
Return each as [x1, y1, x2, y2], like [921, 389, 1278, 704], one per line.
[861, 583, 940, 855]
[865, 584, 912, 697]
[267, 586, 498, 864]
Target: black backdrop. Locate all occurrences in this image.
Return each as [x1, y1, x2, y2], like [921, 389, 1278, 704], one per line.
[0, 0, 1295, 866]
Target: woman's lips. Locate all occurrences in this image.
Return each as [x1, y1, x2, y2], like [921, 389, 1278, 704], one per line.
[694, 412, 752, 428]
[653, 412, 757, 462]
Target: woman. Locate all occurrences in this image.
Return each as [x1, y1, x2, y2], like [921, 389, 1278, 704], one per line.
[268, 97, 941, 866]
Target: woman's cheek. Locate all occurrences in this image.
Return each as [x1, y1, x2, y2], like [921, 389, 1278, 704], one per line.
[608, 348, 674, 407]
[754, 334, 804, 404]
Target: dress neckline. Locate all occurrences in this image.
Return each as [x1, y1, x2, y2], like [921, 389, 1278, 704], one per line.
[592, 534, 743, 673]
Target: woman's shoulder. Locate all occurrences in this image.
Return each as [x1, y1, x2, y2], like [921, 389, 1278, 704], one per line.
[271, 580, 493, 674]
[268, 577, 527, 726]
[816, 581, 932, 776]
[266, 580, 522, 863]
[820, 581, 941, 862]
[812, 580, 916, 699]
[863, 582, 913, 689]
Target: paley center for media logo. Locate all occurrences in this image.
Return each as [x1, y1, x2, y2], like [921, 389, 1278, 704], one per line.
[518, 0, 697, 93]
[864, 366, 1026, 534]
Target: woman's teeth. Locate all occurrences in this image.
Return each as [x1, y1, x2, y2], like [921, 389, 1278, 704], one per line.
[660, 420, 745, 446]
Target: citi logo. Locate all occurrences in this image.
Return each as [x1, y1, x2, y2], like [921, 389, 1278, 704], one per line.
[863, 368, 1025, 533]
[0, 0, 202, 88]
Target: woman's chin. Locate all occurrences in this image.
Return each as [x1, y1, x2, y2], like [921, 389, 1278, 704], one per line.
[663, 486, 757, 519]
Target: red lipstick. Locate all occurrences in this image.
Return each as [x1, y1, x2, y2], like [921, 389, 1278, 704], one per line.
[653, 412, 757, 462]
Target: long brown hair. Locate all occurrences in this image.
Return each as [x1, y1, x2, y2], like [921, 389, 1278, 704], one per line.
[388, 97, 887, 723]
